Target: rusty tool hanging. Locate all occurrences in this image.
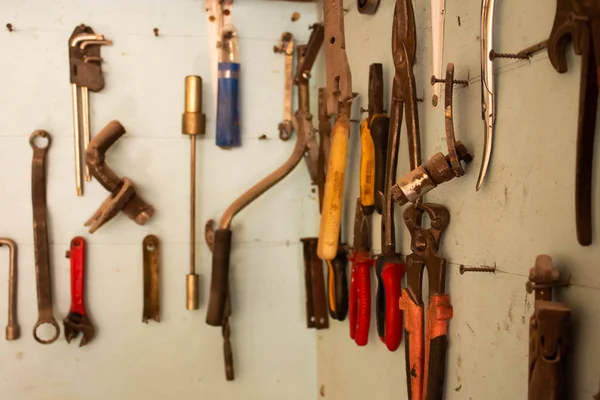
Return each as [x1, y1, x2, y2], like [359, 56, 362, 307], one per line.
[390, 64, 472, 207]
[143, 235, 160, 323]
[182, 76, 206, 310]
[527, 255, 571, 400]
[30, 130, 60, 345]
[373, 0, 421, 352]
[68, 25, 112, 196]
[0, 239, 19, 341]
[63, 237, 95, 346]
[301, 237, 329, 329]
[401, 203, 452, 400]
[317, 0, 354, 261]
[547, 1, 600, 246]
[274, 32, 295, 141]
[206, 25, 324, 379]
[84, 121, 155, 233]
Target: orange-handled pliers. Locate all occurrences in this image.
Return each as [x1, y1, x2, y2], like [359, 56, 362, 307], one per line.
[401, 203, 452, 400]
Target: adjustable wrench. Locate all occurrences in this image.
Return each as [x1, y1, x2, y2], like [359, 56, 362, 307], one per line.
[63, 237, 95, 346]
[30, 130, 60, 344]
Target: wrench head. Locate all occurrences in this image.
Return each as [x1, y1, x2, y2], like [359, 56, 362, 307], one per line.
[63, 312, 96, 347]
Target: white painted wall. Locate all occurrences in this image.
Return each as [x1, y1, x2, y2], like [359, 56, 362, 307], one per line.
[0, 1, 322, 399]
[317, 1, 600, 399]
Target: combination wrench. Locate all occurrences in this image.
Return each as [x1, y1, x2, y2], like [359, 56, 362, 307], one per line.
[30, 130, 60, 344]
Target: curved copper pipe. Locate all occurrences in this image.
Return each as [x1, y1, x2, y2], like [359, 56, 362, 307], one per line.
[0, 238, 19, 340]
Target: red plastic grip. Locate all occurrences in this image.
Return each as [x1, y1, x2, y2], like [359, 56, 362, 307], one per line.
[69, 236, 87, 315]
[349, 253, 373, 346]
[381, 261, 404, 351]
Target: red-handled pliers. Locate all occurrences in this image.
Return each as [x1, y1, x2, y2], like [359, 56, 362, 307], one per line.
[63, 237, 95, 346]
[348, 198, 373, 345]
[401, 203, 452, 400]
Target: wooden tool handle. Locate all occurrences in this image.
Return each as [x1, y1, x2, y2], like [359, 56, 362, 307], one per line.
[317, 115, 350, 261]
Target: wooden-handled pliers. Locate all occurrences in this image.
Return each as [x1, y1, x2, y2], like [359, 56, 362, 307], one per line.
[401, 203, 452, 400]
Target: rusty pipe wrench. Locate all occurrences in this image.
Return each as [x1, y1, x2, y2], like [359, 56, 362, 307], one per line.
[0, 239, 19, 340]
[206, 25, 323, 328]
[63, 237, 95, 346]
[274, 32, 295, 141]
[477, 0, 496, 191]
[547, 0, 600, 245]
[317, 0, 354, 261]
[30, 130, 60, 344]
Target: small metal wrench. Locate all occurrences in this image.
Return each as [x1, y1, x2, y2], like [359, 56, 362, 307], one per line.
[30, 130, 60, 344]
[63, 237, 95, 346]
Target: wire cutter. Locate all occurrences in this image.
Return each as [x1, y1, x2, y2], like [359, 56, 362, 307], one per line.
[374, 0, 419, 352]
[401, 203, 452, 400]
[547, 0, 600, 245]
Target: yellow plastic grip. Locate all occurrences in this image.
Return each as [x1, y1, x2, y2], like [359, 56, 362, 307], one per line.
[359, 118, 375, 208]
[317, 115, 350, 261]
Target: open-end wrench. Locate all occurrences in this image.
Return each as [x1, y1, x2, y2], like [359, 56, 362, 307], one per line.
[30, 130, 60, 344]
[273, 32, 295, 141]
[63, 237, 95, 346]
[0, 238, 19, 340]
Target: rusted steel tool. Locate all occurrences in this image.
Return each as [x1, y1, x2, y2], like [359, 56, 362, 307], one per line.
[317, 0, 354, 261]
[401, 203, 452, 400]
[205, 222, 235, 380]
[390, 64, 472, 207]
[0, 239, 19, 340]
[143, 235, 160, 323]
[274, 32, 295, 141]
[84, 120, 155, 233]
[547, 1, 600, 245]
[207, 25, 323, 326]
[477, 0, 496, 190]
[68, 25, 112, 196]
[301, 237, 329, 329]
[30, 130, 60, 345]
[348, 199, 373, 345]
[182, 76, 206, 310]
[527, 255, 571, 400]
[63, 237, 95, 346]
[374, 0, 421, 352]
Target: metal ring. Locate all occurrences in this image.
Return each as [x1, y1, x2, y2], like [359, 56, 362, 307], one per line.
[33, 319, 60, 344]
[29, 130, 51, 150]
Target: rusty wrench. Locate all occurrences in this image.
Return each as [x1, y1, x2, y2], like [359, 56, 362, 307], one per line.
[63, 237, 95, 346]
[0, 239, 19, 340]
[30, 130, 60, 344]
[274, 32, 295, 141]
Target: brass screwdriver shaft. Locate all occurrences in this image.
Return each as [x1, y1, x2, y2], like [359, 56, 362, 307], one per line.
[182, 75, 206, 311]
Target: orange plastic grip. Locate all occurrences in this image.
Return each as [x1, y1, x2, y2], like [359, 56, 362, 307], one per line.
[399, 288, 424, 400]
[381, 261, 404, 351]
